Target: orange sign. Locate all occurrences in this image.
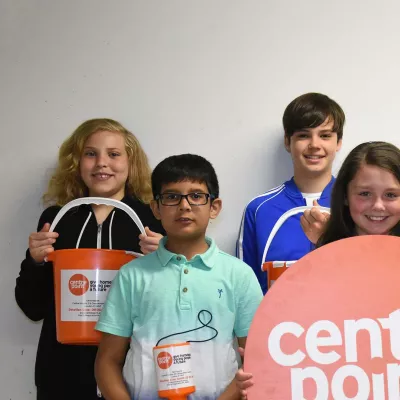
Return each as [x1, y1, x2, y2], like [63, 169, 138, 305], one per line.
[245, 235, 400, 399]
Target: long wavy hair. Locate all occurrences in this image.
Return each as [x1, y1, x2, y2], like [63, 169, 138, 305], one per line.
[43, 118, 153, 205]
[317, 141, 400, 247]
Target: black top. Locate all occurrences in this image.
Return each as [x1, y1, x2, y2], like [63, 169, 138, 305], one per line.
[15, 196, 164, 400]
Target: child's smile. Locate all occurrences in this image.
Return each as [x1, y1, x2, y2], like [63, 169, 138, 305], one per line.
[347, 164, 400, 236]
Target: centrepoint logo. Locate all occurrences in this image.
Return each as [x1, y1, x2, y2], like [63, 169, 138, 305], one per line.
[68, 274, 89, 296]
[245, 236, 400, 400]
[268, 310, 400, 399]
[157, 351, 173, 369]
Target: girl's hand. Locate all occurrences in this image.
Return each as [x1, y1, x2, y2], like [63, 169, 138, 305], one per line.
[139, 227, 163, 255]
[29, 223, 59, 263]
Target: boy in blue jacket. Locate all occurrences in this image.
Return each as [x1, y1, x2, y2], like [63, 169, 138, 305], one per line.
[237, 93, 345, 293]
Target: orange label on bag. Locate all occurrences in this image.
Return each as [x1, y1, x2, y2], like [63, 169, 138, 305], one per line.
[245, 235, 400, 399]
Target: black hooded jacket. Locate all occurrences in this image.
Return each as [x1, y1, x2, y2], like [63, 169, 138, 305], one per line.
[15, 196, 164, 400]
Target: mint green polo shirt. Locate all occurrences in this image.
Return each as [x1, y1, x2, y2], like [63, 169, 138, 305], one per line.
[96, 237, 262, 400]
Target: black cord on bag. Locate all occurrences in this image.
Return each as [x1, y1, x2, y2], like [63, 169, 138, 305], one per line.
[156, 310, 218, 347]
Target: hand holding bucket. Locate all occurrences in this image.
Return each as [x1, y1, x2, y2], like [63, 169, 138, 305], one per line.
[47, 197, 146, 345]
[261, 205, 330, 289]
[29, 222, 59, 264]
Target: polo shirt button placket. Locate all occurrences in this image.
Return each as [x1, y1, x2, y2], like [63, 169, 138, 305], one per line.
[180, 260, 191, 310]
[180, 284, 190, 308]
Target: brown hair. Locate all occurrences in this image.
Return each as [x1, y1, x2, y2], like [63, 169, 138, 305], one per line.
[317, 141, 400, 247]
[283, 93, 345, 142]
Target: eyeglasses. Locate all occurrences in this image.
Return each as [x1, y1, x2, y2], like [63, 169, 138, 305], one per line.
[156, 192, 215, 206]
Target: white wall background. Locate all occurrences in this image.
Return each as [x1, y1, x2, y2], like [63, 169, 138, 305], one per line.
[1, 0, 400, 398]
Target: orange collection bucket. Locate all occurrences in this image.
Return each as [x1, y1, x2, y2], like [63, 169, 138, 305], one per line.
[47, 197, 146, 345]
[153, 342, 196, 400]
[260, 205, 330, 290]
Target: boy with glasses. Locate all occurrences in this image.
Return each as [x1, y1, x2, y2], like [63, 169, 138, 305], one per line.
[95, 154, 263, 400]
[237, 93, 345, 294]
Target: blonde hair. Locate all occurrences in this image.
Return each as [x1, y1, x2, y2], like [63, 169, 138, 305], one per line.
[43, 118, 153, 205]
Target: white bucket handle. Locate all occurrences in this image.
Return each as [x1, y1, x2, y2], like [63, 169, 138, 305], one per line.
[260, 205, 330, 271]
[49, 197, 146, 235]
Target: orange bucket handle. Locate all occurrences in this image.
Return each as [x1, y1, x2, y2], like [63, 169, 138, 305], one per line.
[49, 197, 146, 236]
[260, 205, 330, 271]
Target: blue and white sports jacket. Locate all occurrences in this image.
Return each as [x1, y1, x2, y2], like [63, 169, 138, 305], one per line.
[237, 177, 335, 294]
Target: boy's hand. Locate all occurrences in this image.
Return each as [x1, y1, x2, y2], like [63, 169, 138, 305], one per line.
[235, 368, 254, 400]
[139, 227, 163, 254]
[29, 223, 59, 263]
[235, 346, 254, 400]
[300, 200, 330, 244]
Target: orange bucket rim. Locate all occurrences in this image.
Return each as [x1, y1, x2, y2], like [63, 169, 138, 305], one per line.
[47, 248, 141, 262]
[49, 248, 133, 254]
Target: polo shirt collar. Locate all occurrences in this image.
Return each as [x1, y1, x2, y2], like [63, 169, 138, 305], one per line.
[156, 236, 217, 269]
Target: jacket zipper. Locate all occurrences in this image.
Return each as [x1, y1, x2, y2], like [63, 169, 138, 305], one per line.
[97, 224, 102, 249]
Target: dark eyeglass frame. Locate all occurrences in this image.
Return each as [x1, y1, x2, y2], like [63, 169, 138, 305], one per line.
[155, 192, 215, 206]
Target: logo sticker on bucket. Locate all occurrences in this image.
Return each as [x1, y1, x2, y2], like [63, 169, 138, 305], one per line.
[61, 269, 118, 322]
[68, 274, 89, 296]
[157, 351, 173, 369]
